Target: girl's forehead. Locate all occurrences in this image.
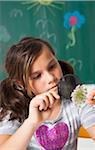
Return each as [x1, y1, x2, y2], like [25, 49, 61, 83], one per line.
[31, 49, 55, 72]
[34, 47, 54, 62]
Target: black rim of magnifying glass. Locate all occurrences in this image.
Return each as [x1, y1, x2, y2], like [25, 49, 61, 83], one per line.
[58, 74, 82, 99]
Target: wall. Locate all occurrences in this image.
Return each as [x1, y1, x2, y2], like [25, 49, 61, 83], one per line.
[0, 1, 95, 84]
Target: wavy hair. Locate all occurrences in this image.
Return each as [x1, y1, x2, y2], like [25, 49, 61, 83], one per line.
[0, 37, 74, 122]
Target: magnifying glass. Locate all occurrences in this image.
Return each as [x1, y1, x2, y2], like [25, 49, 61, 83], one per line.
[58, 74, 81, 100]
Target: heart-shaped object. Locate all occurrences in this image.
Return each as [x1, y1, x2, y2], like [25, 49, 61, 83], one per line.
[35, 122, 69, 150]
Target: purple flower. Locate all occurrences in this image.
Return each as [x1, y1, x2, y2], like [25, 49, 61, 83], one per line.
[64, 11, 85, 29]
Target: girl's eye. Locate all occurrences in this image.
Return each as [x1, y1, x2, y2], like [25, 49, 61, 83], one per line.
[31, 74, 41, 80]
[49, 63, 57, 70]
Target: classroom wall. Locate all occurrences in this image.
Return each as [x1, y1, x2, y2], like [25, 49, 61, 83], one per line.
[0, 1, 95, 84]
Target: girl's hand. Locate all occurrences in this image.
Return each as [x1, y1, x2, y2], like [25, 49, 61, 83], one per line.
[28, 87, 60, 125]
[86, 89, 95, 105]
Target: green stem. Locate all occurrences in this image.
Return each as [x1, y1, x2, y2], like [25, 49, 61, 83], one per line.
[66, 26, 76, 49]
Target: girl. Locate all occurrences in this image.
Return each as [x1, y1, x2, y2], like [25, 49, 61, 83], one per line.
[0, 37, 95, 150]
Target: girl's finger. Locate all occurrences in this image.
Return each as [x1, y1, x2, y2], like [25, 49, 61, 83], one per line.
[87, 90, 95, 100]
[47, 92, 55, 108]
[43, 95, 50, 110]
[50, 90, 60, 100]
[86, 89, 95, 104]
[87, 100, 95, 105]
[39, 100, 46, 111]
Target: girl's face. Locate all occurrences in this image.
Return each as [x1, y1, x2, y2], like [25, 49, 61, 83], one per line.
[29, 46, 63, 95]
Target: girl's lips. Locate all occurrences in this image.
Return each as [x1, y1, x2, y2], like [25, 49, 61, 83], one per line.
[48, 85, 58, 91]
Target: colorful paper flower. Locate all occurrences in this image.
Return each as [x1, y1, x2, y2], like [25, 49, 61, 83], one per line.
[64, 11, 85, 49]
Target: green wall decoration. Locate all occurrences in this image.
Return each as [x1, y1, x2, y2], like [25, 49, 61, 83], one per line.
[0, 0, 95, 84]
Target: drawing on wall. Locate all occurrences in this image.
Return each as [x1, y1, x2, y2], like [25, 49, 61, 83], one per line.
[0, 25, 11, 43]
[68, 58, 83, 71]
[10, 9, 23, 18]
[36, 19, 56, 43]
[64, 11, 85, 49]
[0, 65, 5, 73]
[22, 0, 64, 15]
[22, 0, 64, 50]
[0, 1, 95, 83]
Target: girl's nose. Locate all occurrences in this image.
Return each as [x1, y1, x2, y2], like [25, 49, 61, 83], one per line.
[45, 71, 55, 84]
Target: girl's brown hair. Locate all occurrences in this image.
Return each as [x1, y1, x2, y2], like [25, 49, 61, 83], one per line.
[0, 37, 74, 122]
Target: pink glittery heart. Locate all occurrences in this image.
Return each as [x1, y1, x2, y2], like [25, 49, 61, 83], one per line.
[35, 122, 69, 150]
